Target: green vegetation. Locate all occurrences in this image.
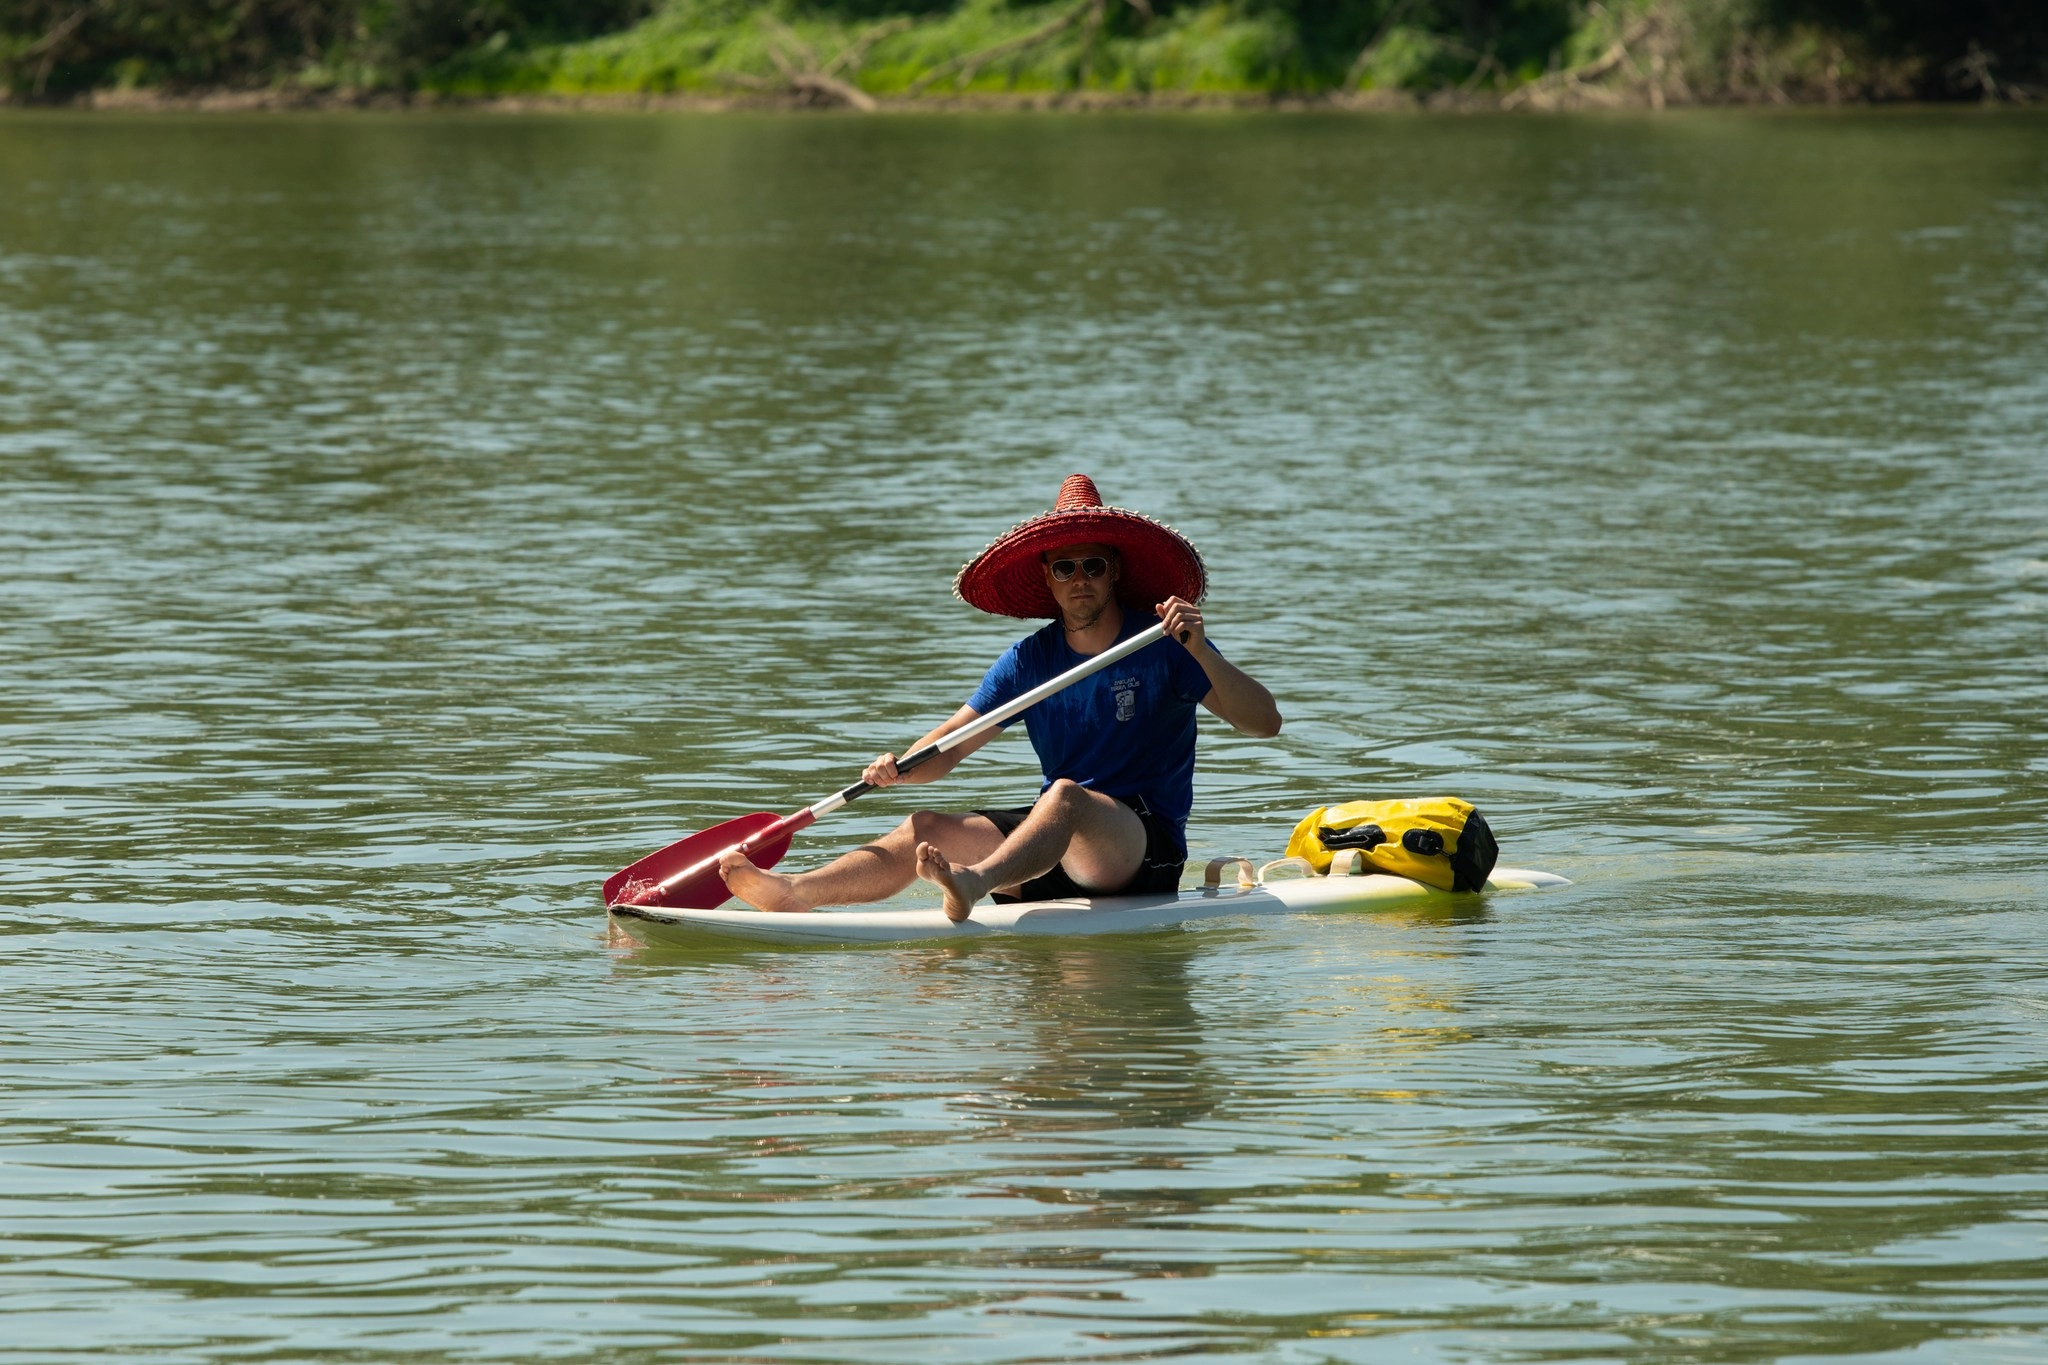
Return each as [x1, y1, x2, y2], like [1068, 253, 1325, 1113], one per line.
[3, 0, 2043, 106]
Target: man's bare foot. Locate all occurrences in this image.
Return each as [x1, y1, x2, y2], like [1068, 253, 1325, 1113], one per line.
[718, 851, 810, 914]
[915, 841, 992, 923]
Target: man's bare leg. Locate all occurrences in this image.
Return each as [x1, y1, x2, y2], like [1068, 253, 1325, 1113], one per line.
[719, 811, 1005, 913]
[915, 780, 1147, 923]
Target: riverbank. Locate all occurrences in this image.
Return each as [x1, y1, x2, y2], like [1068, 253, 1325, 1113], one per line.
[6, 0, 2042, 113]
[25, 85, 1585, 115]
[21, 83, 2038, 117]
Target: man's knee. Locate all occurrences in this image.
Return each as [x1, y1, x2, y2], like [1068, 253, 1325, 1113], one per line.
[903, 810, 952, 844]
[1041, 779, 1085, 811]
[1040, 780, 1121, 828]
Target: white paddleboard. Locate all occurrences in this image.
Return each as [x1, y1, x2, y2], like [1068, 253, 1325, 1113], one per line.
[608, 866, 1569, 947]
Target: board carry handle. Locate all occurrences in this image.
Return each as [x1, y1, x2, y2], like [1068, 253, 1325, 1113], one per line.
[1327, 848, 1366, 876]
[1258, 855, 1320, 882]
[1203, 857, 1257, 891]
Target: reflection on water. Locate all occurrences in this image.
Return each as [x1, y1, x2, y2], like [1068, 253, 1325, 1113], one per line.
[2, 109, 2046, 1361]
[987, 938, 1221, 1134]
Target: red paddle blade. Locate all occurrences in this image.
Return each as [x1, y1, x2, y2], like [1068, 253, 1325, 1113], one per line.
[604, 812, 794, 910]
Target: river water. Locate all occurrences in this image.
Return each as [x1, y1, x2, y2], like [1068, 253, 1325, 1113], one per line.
[3, 109, 2045, 1362]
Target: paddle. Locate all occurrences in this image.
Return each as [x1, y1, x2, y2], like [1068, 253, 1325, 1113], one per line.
[604, 621, 1175, 910]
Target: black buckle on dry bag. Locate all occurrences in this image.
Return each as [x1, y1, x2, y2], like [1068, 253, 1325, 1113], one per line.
[1402, 828, 1444, 857]
[1320, 823, 1387, 852]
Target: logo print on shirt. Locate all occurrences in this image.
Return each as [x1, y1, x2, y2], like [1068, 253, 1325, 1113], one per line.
[1112, 675, 1140, 722]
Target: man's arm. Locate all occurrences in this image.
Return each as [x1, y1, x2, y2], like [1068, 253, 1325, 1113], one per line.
[1156, 597, 1283, 739]
[862, 706, 1000, 787]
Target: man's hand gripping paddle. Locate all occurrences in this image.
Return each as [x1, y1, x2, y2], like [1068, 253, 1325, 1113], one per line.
[604, 622, 1174, 910]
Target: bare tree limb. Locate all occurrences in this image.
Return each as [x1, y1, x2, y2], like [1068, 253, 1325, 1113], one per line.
[824, 17, 913, 79]
[1075, 0, 1106, 78]
[1499, 13, 1655, 109]
[23, 2, 95, 97]
[907, 0, 1094, 95]
[790, 71, 877, 112]
[1460, 49, 1499, 94]
[1945, 42, 2000, 103]
[1346, 0, 1418, 86]
[759, 17, 820, 74]
[754, 13, 899, 111]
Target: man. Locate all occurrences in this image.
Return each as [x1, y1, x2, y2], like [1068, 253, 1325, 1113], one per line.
[719, 474, 1281, 922]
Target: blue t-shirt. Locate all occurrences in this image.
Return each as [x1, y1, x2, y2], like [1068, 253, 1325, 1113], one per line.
[965, 615, 1217, 857]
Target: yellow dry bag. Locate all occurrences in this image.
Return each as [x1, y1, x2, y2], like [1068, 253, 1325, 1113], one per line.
[1284, 798, 1499, 892]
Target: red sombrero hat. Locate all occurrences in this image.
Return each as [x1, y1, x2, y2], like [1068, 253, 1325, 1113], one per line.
[954, 475, 1206, 619]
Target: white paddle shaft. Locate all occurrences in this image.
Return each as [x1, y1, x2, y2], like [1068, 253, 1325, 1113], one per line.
[806, 621, 1171, 818]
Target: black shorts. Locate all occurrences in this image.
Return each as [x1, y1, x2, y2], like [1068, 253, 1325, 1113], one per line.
[973, 793, 1186, 904]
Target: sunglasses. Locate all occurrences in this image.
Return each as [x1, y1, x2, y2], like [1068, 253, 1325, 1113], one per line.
[1048, 555, 1112, 582]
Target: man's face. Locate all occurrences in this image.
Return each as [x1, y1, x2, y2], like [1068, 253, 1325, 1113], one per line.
[1042, 542, 1120, 619]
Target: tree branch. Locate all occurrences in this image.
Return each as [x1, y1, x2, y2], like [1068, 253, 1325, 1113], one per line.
[1500, 14, 1655, 109]
[22, 2, 95, 97]
[1347, 0, 1418, 86]
[906, 0, 1094, 95]
[755, 14, 895, 112]
[825, 17, 913, 78]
